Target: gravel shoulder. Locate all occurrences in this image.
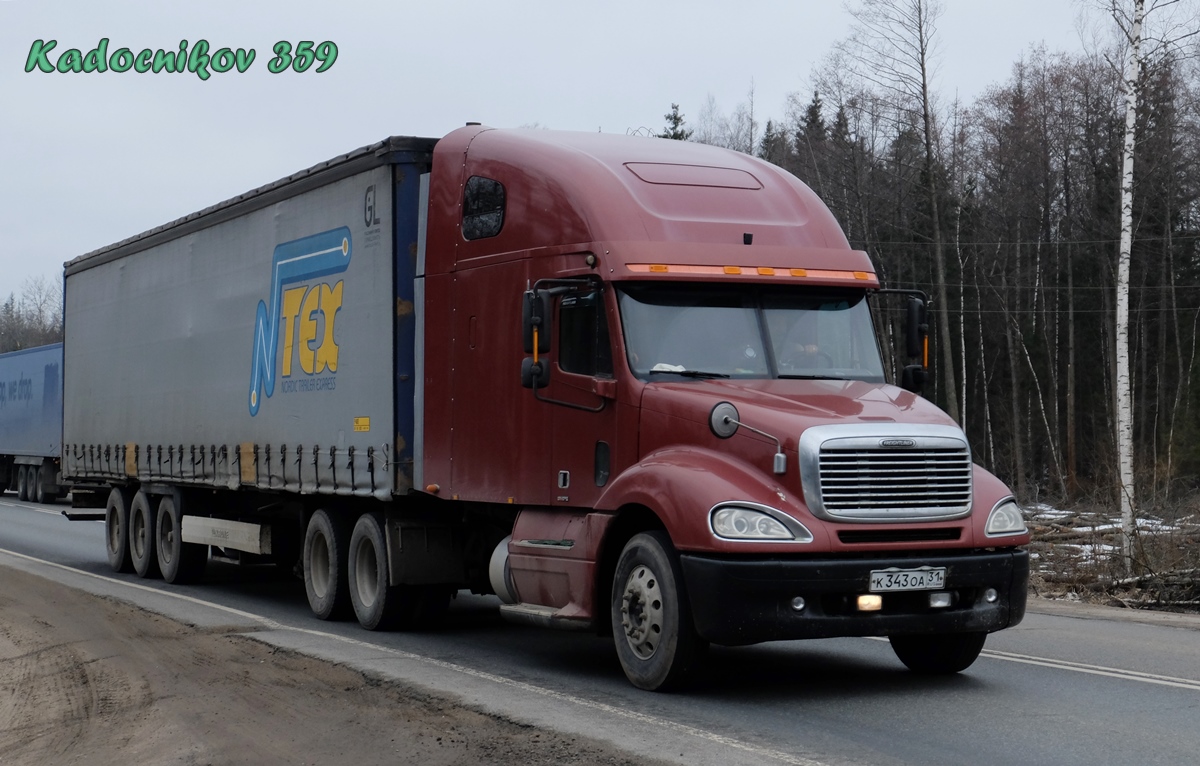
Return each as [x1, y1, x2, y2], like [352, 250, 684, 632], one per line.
[0, 565, 662, 766]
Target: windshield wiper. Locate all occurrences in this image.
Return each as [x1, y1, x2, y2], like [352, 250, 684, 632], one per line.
[647, 369, 731, 379]
[777, 374, 844, 380]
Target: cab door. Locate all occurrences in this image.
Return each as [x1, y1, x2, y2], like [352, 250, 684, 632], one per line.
[547, 287, 619, 508]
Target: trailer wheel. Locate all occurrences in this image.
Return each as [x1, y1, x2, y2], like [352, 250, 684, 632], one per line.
[611, 531, 707, 691]
[889, 632, 987, 674]
[156, 494, 207, 584]
[129, 490, 161, 579]
[16, 465, 29, 501]
[304, 509, 352, 620]
[34, 465, 55, 504]
[104, 488, 134, 573]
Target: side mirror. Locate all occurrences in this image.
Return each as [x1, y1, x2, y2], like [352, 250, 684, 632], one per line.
[902, 364, 928, 392]
[521, 357, 551, 389]
[906, 297, 927, 359]
[522, 290, 552, 354]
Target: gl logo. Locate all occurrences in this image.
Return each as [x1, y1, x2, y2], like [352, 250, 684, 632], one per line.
[364, 185, 381, 227]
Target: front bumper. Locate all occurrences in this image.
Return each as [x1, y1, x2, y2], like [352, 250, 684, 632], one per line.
[680, 549, 1029, 646]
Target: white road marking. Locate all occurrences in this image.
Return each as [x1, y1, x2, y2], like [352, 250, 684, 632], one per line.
[980, 648, 1200, 691]
[0, 499, 65, 516]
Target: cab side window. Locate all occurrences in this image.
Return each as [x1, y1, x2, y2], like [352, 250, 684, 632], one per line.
[462, 176, 505, 240]
[558, 291, 612, 377]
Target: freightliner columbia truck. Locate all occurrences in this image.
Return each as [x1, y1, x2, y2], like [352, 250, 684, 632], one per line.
[62, 126, 1030, 690]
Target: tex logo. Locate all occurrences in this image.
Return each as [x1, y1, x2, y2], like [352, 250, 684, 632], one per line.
[248, 227, 351, 415]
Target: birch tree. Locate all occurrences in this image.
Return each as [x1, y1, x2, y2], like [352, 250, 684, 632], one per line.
[1107, 0, 1199, 571]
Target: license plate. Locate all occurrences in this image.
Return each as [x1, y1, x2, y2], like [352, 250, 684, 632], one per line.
[869, 566, 946, 592]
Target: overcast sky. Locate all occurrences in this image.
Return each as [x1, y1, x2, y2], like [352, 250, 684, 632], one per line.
[0, 0, 1094, 295]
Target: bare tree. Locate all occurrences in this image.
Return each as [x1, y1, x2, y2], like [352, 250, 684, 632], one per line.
[690, 84, 760, 154]
[0, 275, 64, 353]
[838, 0, 960, 422]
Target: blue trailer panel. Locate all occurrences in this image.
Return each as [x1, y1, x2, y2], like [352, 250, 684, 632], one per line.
[0, 343, 63, 458]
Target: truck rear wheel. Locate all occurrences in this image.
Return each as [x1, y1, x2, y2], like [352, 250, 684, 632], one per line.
[348, 512, 406, 630]
[611, 531, 707, 691]
[156, 494, 207, 584]
[889, 632, 987, 674]
[129, 490, 161, 579]
[105, 488, 134, 573]
[304, 509, 352, 620]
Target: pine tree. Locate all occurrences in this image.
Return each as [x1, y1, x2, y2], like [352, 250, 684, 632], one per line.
[658, 104, 693, 141]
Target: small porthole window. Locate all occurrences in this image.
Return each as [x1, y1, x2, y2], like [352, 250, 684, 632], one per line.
[462, 176, 505, 240]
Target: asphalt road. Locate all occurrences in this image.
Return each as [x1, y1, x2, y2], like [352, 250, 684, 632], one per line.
[3, 494, 1200, 766]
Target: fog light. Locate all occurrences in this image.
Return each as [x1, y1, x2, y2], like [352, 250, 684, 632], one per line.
[857, 594, 882, 612]
[984, 588, 999, 604]
[790, 596, 806, 612]
[929, 592, 953, 609]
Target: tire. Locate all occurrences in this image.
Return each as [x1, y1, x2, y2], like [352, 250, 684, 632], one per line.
[611, 530, 707, 691]
[38, 465, 58, 504]
[348, 512, 404, 630]
[105, 487, 134, 573]
[16, 465, 29, 501]
[304, 509, 352, 620]
[129, 490, 161, 579]
[156, 493, 207, 584]
[889, 632, 987, 674]
[33, 465, 48, 504]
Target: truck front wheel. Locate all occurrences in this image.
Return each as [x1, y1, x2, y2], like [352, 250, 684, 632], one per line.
[105, 488, 134, 573]
[611, 531, 707, 691]
[304, 509, 352, 620]
[889, 632, 987, 674]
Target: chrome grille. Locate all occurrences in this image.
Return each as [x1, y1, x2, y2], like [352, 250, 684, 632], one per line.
[820, 447, 971, 513]
[799, 424, 974, 522]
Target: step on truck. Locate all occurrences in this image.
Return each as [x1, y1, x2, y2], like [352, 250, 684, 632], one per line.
[63, 125, 1030, 690]
[0, 343, 67, 504]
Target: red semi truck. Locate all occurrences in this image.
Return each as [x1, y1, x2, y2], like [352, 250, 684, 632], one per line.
[63, 125, 1029, 690]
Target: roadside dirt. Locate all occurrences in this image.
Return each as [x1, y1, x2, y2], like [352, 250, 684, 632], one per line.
[0, 567, 663, 766]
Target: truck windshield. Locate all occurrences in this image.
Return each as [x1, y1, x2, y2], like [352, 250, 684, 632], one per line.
[617, 283, 885, 382]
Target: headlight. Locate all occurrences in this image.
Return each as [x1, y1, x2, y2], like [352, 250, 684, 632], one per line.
[710, 503, 813, 542]
[985, 499, 1028, 537]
